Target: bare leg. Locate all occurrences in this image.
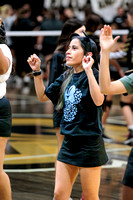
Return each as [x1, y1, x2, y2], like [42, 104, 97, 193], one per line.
[80, 166, 102, 200]
[102, 95, 113, 126]
[0, 137, 12, 200]
[120, 94, 133, 126]
[102, 106, 110, 125]
[54, 161, 79, 200]
[102, 95, 113, 142]
[120, 95, 133, 144]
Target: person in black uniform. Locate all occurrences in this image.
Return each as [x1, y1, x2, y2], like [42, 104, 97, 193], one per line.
[28, 33, 108, 200]
[85, 13, 113, 143]
[0, 18, 12, 200]
[48, 18, 86, 154]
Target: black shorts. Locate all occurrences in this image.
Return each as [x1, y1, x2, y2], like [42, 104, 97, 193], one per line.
[122, 148, 133, 188]
[0, 97, 12, 137]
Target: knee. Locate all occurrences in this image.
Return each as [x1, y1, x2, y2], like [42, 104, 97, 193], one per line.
[54, 188, 70, 200]
[0, 170, 10, 186]
[83, 192, 99, 200]
[54, 188, 64, 200]
[0, 169, 5, 176]
[53, 191, 59, 200]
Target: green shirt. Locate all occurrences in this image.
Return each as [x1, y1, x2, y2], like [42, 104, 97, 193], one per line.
[120, 73, 133, 94]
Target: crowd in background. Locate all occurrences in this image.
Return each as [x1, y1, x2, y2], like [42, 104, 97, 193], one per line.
[0, 1, 132, 96]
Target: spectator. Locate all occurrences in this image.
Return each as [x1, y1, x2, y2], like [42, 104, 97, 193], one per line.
[112, 6, 128, 29]
[85, 14, 102, 53]
[11, 3, 37, 94]
[0, 4, 16, 47]
[35, 9, 63, 66]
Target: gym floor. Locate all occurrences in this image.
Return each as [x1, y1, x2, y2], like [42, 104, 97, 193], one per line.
[5, 78, 131, 200]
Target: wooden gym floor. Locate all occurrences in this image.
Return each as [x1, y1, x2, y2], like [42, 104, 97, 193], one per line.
[4, 79, 132, 200]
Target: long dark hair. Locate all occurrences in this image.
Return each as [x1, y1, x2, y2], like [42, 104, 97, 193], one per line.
[55, 18, 84, 53]
[56, 34, 99, 111]
[68, 33, 99, 70]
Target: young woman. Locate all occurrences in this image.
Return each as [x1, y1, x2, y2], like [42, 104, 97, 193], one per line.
[48, 18, 86, 153]
[99, 24, 133, 200]
[0, 18, 12, 200]
[28, 34, 108, 200]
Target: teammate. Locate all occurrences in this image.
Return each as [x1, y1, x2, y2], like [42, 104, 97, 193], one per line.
[99, 24, 133, 200]
[0, 18, 12, 200]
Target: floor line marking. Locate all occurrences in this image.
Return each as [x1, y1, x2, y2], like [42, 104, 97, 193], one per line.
[103, 159, 127, 168]
[5, 154, 57, 161]
[106, 147, 131, 153]
[4, 168, 55, 173]
[4, 159, 127, 173]
[5, 147, 131, 161]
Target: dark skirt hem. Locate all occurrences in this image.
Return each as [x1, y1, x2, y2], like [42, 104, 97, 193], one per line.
[57, 157, 108, 168]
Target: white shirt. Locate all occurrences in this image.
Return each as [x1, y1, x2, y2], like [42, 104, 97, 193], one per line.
[0, 44, 12, 99]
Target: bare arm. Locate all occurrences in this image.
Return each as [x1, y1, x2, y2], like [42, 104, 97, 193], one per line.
[0, 48, 10, 74]
[27, 54, 49, 102]
[0, 18, 10, 74]
[83, 55, 104, 106]
[99, 25, 127, 95]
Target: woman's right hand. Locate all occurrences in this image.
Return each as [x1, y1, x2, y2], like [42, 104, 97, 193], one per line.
[27, 54, 41, 71]
[100, 25, 120, 52]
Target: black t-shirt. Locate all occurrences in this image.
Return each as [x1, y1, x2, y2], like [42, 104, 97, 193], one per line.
[45, 68, 103, 137]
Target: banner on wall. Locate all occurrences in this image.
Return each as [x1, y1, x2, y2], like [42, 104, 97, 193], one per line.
[90, 0, 129, 22]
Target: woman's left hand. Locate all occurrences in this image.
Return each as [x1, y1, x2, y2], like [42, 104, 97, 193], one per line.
[82, 55, 94, 71]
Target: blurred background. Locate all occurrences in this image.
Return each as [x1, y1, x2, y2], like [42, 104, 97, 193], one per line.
[0, 0, 133, 199]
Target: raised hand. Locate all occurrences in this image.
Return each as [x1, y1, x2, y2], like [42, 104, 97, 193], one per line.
[100, 25, 120, 52]
[82, 55, 94, 71]
[27, 54, 41, 71]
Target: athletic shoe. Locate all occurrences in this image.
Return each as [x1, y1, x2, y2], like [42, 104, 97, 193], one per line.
[124, 129, 133, 146]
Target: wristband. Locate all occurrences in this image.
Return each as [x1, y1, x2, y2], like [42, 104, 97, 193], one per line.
[32, 70, 41, 76]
